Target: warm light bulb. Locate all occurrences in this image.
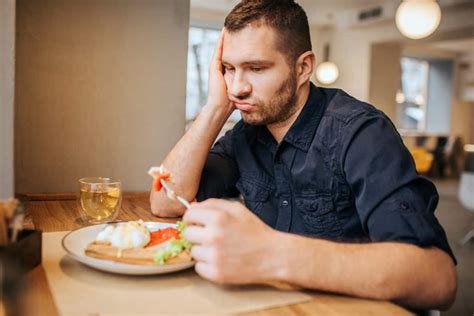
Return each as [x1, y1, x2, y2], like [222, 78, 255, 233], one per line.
[396, 0, 442, 39]
[316, 62, 339, 85]
[465, 144, 474, 152]
[396, 90, 406, 104]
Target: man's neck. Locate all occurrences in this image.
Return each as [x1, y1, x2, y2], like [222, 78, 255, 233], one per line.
[267, 82, 310, 144]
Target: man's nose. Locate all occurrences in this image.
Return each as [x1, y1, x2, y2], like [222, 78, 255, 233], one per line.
[228, 72, 251, 99]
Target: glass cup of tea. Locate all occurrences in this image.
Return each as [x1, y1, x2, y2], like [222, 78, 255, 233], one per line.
[78, 177, 122, 224]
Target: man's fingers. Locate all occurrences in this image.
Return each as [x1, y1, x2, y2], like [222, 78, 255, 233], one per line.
[183, 207, 217, 226]
[195, 262, 221, 283]
[211, 28, 225, 67]
[190, 245, 213, 263]
[184, 225, 210, 244]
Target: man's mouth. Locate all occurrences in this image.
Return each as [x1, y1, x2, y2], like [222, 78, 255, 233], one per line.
[234, 102, 256, 112]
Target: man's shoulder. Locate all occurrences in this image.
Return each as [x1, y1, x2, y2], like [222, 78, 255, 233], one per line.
[320, 88, 384, 125]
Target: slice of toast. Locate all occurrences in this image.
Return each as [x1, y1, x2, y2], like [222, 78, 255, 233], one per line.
[84, 241, 192, 265]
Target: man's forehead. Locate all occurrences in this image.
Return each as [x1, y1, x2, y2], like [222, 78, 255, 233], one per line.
[222, 24, 284, 65]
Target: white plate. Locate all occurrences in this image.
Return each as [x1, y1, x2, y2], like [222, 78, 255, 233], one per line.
[62, 222, 195, 275]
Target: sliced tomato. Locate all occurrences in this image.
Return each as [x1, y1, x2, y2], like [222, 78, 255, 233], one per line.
[151, 171, 171, 192]
[152, 178, 162, 192]
[146, 227, 180, 247]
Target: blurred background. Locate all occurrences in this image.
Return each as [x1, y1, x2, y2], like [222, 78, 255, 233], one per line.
[0, 0, 473, 314]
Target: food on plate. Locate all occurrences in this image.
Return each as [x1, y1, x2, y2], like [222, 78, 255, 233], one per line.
[84, 220, 192, 265]
[148, 165, 172, 192]
[148, 227, 181, 247]
[95, 220, 150, 249]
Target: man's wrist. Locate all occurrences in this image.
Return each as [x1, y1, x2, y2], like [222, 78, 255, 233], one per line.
[258, 230, 292, 283]
[201, 102, 234, 123]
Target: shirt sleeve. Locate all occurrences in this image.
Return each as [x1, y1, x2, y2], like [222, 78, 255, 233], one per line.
[195, 128, 240, 201]
[341, 111, 456, 263]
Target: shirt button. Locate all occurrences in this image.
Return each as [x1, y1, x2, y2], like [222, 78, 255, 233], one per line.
[282, 200, 289, 207]
[400, 202, 409, 210]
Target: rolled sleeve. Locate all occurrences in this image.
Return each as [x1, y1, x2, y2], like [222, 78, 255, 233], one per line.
[342, 112, 456, 263]
[196, 129, 240, 201]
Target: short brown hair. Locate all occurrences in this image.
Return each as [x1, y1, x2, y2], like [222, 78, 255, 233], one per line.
[224, 0, 312, 64]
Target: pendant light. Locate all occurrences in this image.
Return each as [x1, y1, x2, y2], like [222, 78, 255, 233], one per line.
[316, 44, 339, 85]
[396, 0, 442, 39]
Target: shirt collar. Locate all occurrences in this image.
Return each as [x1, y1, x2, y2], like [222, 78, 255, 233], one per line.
[257, 82, 327, 152]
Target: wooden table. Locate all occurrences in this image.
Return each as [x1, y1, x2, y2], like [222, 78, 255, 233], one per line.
[21, 193, 414, 316]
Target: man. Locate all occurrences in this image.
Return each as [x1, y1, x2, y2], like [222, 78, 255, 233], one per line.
[150, 0, 456, 311]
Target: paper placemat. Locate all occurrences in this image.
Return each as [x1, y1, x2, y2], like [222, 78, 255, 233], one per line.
[42, 231, 312, 315]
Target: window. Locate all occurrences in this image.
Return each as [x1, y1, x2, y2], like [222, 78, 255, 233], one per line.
[397, 57, 453, 133]
[397, 57, 429, 131]
[186, 26, 241, 126]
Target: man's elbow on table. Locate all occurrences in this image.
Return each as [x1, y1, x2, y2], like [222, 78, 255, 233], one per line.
[149, 192, 186, 217]
[387, 247, 457, 311]
[423, 255, 457, 311]
[436, 271, 457, 311]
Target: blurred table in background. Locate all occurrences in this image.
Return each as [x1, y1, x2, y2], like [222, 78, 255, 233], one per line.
[401, 132, 464, 178]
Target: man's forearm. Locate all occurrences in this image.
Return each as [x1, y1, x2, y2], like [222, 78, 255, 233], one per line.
[267, 232, 456, 311]
[150, 104, 233, 216]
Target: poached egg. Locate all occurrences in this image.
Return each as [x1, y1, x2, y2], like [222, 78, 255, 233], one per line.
[96, 220, 151, 249]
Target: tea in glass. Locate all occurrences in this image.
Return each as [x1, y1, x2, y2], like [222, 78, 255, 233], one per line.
[78, 177, 122, 224]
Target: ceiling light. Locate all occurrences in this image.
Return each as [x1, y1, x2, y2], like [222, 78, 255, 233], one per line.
[396, 90, 406, 104]
[316, 44, 339, 85]
[316, 62, 339, 85]
[396, 0, 442, 39]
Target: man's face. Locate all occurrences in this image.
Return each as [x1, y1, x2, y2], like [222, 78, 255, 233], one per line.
[222, 24, 298, 126]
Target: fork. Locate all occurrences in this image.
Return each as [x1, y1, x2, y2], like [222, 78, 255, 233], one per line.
[160, 179, 192, 210]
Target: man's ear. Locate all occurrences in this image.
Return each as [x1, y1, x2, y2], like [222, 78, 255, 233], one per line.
[295, 51, 315, 86]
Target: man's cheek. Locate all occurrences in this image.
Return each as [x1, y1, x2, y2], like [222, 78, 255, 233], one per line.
[224, 73, 232, 90]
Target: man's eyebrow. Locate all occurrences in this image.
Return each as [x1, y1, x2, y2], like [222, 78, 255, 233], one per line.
[222, 60, 275, 67]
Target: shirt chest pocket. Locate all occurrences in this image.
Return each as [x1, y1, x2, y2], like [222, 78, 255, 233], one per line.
[236, 177, 272, 215]
[295, 194, 342, 239]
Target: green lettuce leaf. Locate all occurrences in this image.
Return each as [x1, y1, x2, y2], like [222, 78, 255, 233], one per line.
[153, 221, 192, 265]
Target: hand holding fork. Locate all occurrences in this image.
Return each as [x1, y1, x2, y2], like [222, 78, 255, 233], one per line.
[148, 166, 192, 210]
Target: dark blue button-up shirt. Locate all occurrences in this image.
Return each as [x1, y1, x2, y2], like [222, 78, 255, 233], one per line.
[197, 83, 455, 262]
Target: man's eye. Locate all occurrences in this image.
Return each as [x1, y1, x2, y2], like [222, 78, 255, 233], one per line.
[224, 67, 235, 72]
[251, 67, 263, 72]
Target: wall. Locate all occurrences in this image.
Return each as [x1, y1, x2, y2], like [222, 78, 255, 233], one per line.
[0, 0, 15, 199]
[451, 99, 474, 144]
[368, 43, 402, 120]
[315, 7, 474, 103]
[311, 20, 400, 103]
[190, 7, 225, 29]
[15, 0, 190, 193]
[470, 104, 474, 144]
